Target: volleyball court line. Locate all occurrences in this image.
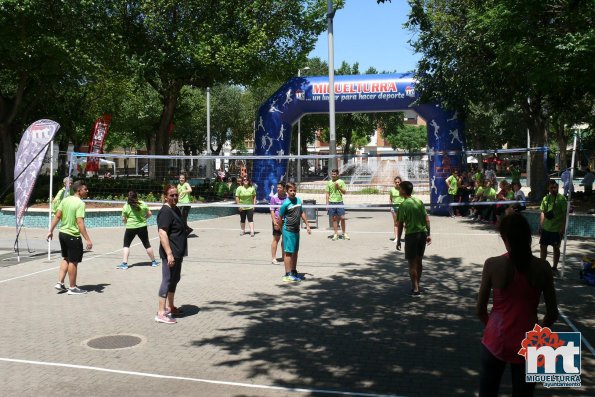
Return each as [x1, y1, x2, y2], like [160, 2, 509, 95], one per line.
[0, 357, 407, 397]
[0, 238, 157, 285]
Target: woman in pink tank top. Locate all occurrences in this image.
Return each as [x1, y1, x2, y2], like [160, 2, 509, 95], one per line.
[476, 213, 558, 397]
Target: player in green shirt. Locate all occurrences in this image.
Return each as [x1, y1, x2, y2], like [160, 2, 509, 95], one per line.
[177, 174, 192, 224]
[117, 190, 159, 270]
[445, 169, 459, 217]
[396, 181, 431, 297]
[539, 180, 567, 273]
[389, 176, 405, 242]
[51, 177, 73, 216]
[325, 169, 349, 241]
[235, 177, 257, 236]
[47, 180, 93, 295]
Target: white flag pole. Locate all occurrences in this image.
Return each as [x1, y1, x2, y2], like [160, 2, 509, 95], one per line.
[48, 141, 54, 261]
[561, 132, 577, 277]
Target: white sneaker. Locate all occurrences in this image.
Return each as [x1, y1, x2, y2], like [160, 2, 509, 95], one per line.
[54, 282, 67, 292]
[67, 286, 87, 295]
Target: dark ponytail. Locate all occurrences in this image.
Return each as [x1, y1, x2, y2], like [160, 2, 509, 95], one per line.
[127, 190, 140, 211]
[498, 213, 532, 274]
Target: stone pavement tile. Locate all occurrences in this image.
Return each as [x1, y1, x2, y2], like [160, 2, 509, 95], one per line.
[0, 214, 593, 396]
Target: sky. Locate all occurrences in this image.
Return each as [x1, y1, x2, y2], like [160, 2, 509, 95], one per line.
[308, 0, 420, 73]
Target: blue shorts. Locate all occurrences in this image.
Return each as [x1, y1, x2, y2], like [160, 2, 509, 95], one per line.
[282, 229, 300, 253]
[328, 202, 345, 217]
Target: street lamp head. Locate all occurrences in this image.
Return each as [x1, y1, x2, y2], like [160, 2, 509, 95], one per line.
[298, 66, 311, 77]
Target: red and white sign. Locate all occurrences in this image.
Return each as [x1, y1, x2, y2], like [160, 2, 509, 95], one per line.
[85, 115, 112, 172]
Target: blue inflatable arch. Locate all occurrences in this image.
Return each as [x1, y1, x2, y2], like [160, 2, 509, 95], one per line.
[252, 73, 465, 215]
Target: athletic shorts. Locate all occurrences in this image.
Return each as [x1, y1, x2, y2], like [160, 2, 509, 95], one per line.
[59, 232, 84, 263]
[328, 202, 345, 217]
[540, 230, 561, 247]
[272, 221, 281, 237]
[390, 205, 399, 214]
[123, 226, 151, 249]
[404, 232, 427, 260]
[239, 209, 254, 223]
[282, 229, 300, 253]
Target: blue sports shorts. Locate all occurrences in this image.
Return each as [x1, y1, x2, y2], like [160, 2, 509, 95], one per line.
[328, 202, 345, 217]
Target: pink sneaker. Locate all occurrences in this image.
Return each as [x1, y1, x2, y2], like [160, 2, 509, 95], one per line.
[155, 312, 177, 324]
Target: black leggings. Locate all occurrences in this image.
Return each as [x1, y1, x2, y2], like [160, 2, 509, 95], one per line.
[479, 344, 535, 397]
[158, 256, 183, 298]
[239, 209, 254, 223]
[180, 206, 190, 223]
[123, 226, 151, 248]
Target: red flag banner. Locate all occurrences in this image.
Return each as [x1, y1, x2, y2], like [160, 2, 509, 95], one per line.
[85, 114, 112, 173]
[14, 119, 60, 229]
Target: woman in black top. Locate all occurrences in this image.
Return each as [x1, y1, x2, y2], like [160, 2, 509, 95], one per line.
[155, 185, 188, 324]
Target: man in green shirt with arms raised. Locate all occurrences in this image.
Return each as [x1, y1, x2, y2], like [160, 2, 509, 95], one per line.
[539, 179, 567, 274]
[47, 180, 93, 295]
[396, 181, 431, 297]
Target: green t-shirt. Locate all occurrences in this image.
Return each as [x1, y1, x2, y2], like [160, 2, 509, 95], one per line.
[397, 196, 428, 235]
[215, 181, 229, 197]
[57, 196, 85, 237]
[540, 193, 567, 232]
[51, 187, 73, 215]
[177, 182, 192, 203]
[235, 185, 256, 209]
[506, 190, 515, 200]
[484, 187, 497, 201]
[389, 187, 404, 206]
[122, 201, 150, 229]
[446, 175, 458, 195]
[326, 179, 346, 202]
[474, 172, 483, 182]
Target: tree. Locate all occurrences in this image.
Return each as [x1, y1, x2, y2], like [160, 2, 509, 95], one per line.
[384, 123, 427, 154]
[0, 0, 113, 187]
[403, 0, 594, 199]
[114, 0, 330, 168]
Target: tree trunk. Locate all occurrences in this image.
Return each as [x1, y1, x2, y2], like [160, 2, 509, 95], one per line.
[0, 124, 16, 192]
[521, 97, 548, 201]
[154, 82, 182, 180]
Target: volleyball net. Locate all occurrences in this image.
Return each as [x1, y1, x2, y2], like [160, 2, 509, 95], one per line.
[63, 148, 543, 212]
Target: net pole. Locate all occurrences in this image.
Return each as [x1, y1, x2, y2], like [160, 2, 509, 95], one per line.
[47, 141, 54, 261]
[561, 132, 577, 278]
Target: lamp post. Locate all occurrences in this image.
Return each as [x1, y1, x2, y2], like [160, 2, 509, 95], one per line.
[327, 0, 337, 173]
[206, 87, 212, 178]
[297, 66, 310, 185]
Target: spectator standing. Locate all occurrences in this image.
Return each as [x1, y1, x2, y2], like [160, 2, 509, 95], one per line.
[560, 168, 573, 197]
[539, 180, 567, 274]
[47, 180, 93, 295]
[477, 213, 558, 397]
